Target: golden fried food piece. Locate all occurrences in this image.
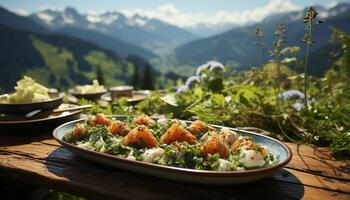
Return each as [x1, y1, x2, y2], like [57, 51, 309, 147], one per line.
[202, 135, 229, 158]
[108, 120, 131, 136]
[90, 113, 112, 126]
[219, 128, 237, 146]
[231, 137, 253, 151]
[190, 120, 215, 135]
[231, 137, 268, 158]
[123, 125, 159, 149]
[133, 114, 155, 126]
[230, 140, 241, 151]
[72, 124, 86, 137]
[160, 123, 197, 145]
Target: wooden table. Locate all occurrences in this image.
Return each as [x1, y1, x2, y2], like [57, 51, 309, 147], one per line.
[0, 132, 349, 200]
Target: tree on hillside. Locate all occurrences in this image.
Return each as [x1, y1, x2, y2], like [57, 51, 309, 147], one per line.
[131, 64, 140, 90]
[96, 65, 105, 85]
[141, 64, 154, 90]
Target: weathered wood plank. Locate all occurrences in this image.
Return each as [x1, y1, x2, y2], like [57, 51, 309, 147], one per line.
[286, 143, 350, 180]
[0, 133, 349, 200]
[1, 133, 348, 181]
[274, 168, 350, 193]
[0, 152, 349, 200]
[1, 141, 349, 194]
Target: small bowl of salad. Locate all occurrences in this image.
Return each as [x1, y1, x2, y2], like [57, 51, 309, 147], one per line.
[0, 76, 63, 114]
[69, 80, 107, 100]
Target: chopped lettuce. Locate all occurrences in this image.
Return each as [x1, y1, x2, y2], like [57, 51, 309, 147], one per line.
[63, 116, 277, 171]
[74, 79, 106, 94]
[7, 76, 50, 103]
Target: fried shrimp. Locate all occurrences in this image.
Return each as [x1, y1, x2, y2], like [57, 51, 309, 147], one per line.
[123, 125, 159, 148]
[190, 120, 215, 135]
[160, 123, 197, 144]
[231, 137, 254, 151]
[108, 120, 131, 136]
[133, 114, 155, 126]
[72, 124, 86, 137]
[219, 128, 237, 146]
[64, 113, 276, 172]
[202, 135, 229, 158]
[90, 113, 112, 126]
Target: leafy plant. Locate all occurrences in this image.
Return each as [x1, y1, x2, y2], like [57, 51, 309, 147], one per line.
[76, 7, 350, 156]
[301, 6, 323, 114]
[268, 23, 296, 142]
[254, 26, 266, 66]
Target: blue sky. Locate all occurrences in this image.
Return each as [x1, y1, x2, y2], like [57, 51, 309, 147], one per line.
[1, 0, 347, 13]
[1, 0, 349, 27]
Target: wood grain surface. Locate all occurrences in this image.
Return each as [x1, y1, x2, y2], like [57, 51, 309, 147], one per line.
[0, 132, 349, 200]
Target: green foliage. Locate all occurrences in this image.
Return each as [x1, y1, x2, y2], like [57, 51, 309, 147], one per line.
[95, 65, 105, 85]
[24, 37, 132, 90]
[254, 26, 266, 66]
[79, 98, 134, 116]
[133, 57, 349, 154]
[301, 6, 323, 115]
[131, 64, 140, 89]
[331, 28, 350, 94]
[29, 36, 76, 88]
[92, 32, 350, 157]
[141, 64, 155, 90]
[84, 51, 128, 87]
[43, 189, 85, 200]
[74, 8, 350, 156]
[330, 132, 350, 156]
[189, 93, 238, 125]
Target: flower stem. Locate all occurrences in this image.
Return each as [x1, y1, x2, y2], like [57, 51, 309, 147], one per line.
[303, 25, 312, 115]
[275, 50, 296, 143]
[259, 38, 265, 67]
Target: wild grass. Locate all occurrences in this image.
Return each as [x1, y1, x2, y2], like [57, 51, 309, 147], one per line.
[80, 7, 350, 156]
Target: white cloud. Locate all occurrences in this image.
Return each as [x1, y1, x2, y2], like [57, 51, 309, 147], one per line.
[86, 13, 119, 24]
[14, 8, 29, 16]
[324, 1, 338, 9]
[121, 0, 302, 28]
[37, 12, 54, 24]
[37, 6, 62, 12]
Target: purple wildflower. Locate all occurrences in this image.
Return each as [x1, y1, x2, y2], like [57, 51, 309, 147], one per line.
[279, 90, 305, 100]
[185, 76, 200, 88]
[196, 64, 210, 76]
[207, 61, 225, 72]
[280, 90, 315, 111]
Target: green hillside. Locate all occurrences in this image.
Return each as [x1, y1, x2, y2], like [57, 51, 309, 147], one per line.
[57, 27, 156, 59]
[0, 24, 133, 92]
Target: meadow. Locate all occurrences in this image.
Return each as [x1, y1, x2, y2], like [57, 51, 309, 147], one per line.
[81, 7, 350, 157]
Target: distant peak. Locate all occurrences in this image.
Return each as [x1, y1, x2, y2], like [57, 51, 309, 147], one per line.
[101, 11, 116, 16]
[64, 7, 80, 16]
[132, 14, 146, 19]
[86, 11, 121, 24]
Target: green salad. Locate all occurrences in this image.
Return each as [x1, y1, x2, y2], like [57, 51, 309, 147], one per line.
[4, 76, 51, 103]
[63, 114, 277, 171]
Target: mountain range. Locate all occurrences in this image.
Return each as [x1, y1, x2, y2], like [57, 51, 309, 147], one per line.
[0, 2, 349, 90]
[0, 7, 181, 92]
[29, 7, 198, 55]
[174, 3, 350, 76]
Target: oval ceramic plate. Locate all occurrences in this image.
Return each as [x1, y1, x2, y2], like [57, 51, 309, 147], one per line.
[101, 91, 149, 103]
[53, 116, 292, 185]
[69, 89, 106, 100]
[0, 93, 63, 114]
[0, 104, 82, 133]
